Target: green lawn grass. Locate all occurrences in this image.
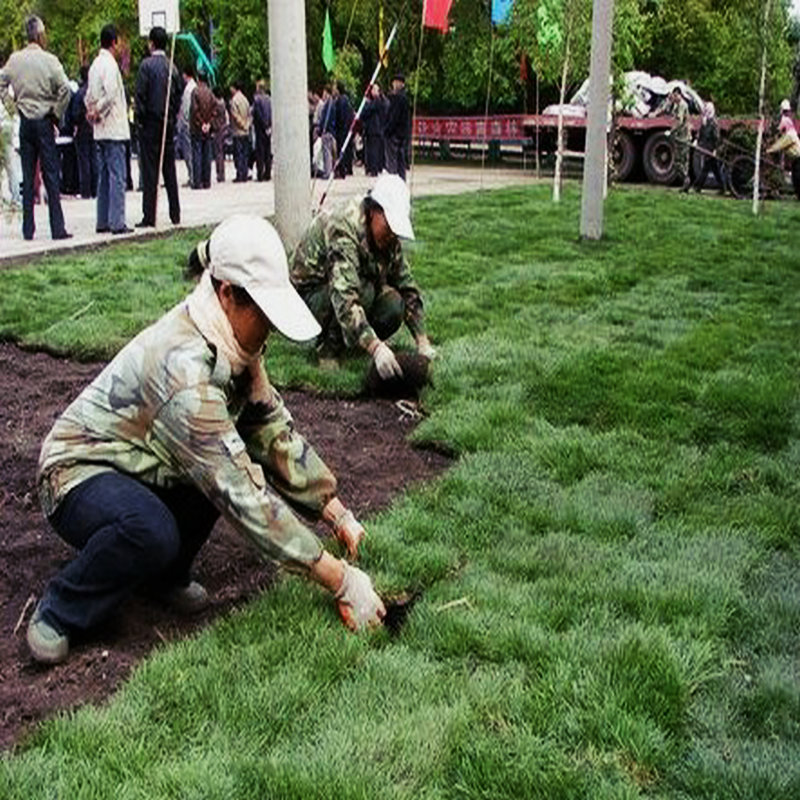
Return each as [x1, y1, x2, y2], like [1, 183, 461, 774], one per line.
[1, 185, 799, 798]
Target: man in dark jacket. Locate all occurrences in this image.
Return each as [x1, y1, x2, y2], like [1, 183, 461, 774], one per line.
[384, 73, 410, 181]
[189, 70, 215, 189]
[134, 26, 183, 227]
[252, 80, 272, 182]
[334, 81, 355, 178]
[361, 83, 386, 176]
[67, 65, 96, 198]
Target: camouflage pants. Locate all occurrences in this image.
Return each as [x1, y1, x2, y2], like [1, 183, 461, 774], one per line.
[674, 137, 689, 183]
[302, 284, 405, 357]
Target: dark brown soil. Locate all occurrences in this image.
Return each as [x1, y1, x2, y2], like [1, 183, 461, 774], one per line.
[0, 342, 450, 751]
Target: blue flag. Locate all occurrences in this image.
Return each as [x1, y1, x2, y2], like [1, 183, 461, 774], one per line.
[491, 0, 513, 24]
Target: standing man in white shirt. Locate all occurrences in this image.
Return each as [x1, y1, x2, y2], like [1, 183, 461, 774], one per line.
[85, 24, 131, 234]
[177, 67, 196, 187]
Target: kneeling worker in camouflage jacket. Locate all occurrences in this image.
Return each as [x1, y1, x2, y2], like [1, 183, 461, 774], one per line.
[289, 172, 436, 379]
[29, 215, 384, 665]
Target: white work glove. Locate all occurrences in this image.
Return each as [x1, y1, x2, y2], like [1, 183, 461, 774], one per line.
[333, 508, 365, 560]
[335, 561, 386, 632]
[416, 335, 437, 360]
[370, 341, 403, 380]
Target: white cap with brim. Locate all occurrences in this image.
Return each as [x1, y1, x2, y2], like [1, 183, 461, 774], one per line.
[780, 99, 791, 112]
[208, 215, 321, 342]
[369, 172, 414, 240]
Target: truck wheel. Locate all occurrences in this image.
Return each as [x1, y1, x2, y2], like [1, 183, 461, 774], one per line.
[643, 132, 677, 185]
[611, 131, 635, 181]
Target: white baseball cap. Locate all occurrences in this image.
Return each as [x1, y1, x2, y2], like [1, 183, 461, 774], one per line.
[780, 99, 791, 112]
[208, 215, 321, 341]
[369, 172, 414, 240]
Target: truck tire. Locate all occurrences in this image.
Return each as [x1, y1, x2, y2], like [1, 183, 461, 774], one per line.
[643, 132, 677, 185]
[611, 131, 636, 181]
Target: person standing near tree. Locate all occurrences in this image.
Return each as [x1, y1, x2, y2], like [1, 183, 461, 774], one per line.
[189, 70, 215, 189]
[211, 85, 228, 183]
[134, 26, 183, 227]
[767, 99, 800, 200]
[67, 65, 96, 199]
[0, 15, 72, 240]
[177, 66, 196, 187]
[27, 215, 384, 665]
[229, 81, 251, 182]
[692, 101, 725, 194]
[384, 73, 410, 181]
[252, 80, 272, 182]
[85, 24, 131, 234]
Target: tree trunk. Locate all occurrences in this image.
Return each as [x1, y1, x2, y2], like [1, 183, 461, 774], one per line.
[553, 34, 571, 203]
[753, 0, 772, 215]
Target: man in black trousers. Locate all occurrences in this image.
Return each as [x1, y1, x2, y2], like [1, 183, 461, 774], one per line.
[134, 26, 183, 227]
[384, 73, 410, 181]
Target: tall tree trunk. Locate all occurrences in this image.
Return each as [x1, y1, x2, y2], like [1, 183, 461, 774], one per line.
[753, 0, 772, 215]
[553, 33, 571, 203]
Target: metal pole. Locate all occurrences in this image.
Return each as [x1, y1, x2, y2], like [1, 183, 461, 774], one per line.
[580, 0, 614, 240]
[268, 0, 312, 251]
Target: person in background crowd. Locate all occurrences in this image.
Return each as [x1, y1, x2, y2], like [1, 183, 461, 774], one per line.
[212, 85, 228, 183]
[229, 81, 251, 182]
[134, 25, 183, 227]
[290, 172, 435, 374]
[28, 215, 384, 665]
[361, 82, 386, 176]
[313, 85, 337, 179]
[67, 64, 96, 199]
[692, 100, 725, 194]
[189, 70, 215, 189]
[85, 23, 131, 234]
[767, 99, 800, 200]
[384, 73, 410, 181]
[177, 65, 196, 187]
[252, 80, 272, 182]
[334, 81, 355, 179]
[0, 15, 72, 240]
[0, 96, 22, 207]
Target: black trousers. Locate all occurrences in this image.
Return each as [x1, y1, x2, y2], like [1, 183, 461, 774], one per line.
[384, 136, 407, 181]
[139, 119, 180, 225]
[19, 114, 68, 240]
[75, 134, 96, 198]
[694, 153, 725, 191]
[254, 128, 272, 181]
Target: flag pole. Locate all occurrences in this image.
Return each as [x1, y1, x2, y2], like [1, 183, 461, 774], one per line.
[317, 21, 399, 211]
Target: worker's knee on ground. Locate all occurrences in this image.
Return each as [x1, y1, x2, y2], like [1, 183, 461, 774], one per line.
[368, 287, 404, 341]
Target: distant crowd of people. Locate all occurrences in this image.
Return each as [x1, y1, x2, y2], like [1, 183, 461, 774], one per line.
[0, 15, 412, 242]
[308, 72, 411, 181]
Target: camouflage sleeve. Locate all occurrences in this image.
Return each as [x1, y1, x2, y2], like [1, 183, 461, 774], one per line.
[328, 229, 377, 349]
[236, 388, 338, 515]
[390, 248, 426, 339]
[152, 383, 324, 572]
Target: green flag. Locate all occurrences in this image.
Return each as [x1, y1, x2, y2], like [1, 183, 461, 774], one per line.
[322, 8, 335, 72]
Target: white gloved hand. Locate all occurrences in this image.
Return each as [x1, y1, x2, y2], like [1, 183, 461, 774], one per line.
[333, 508, 365, 560]
[371, 341, 403, 380]
[416, 335, 437, 360]
[335, 561, 386, 632]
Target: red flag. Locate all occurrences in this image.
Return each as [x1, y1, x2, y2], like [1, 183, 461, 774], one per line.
[424, 0, 453, 33]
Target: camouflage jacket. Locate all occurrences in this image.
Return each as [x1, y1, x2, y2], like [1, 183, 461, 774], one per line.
[290, 198, 425, 349]
[38, 302, 337, 572]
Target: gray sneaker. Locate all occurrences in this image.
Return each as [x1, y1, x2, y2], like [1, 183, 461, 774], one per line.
[166, 581, 209, 614]
[27, 604, 69, 665]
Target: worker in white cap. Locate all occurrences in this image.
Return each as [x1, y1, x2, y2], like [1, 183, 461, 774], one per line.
[767, 99, 800, 199]
[289, 171, 436, 376]
[30, 215, 385, 665]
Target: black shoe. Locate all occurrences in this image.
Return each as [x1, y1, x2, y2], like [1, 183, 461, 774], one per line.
[111, 226, 133, 235]
[96, 226, 110, 233]
[53, 231, 73, 240]
[135, 220, 154, 228]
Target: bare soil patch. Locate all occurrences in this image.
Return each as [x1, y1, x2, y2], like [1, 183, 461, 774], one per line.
[0, 342, 450, 751]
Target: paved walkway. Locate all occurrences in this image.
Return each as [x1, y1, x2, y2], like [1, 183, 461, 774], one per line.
[0, 162, 538, 264]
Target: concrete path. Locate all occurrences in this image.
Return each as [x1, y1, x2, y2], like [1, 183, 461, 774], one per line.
[0, 162, 538, 264]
